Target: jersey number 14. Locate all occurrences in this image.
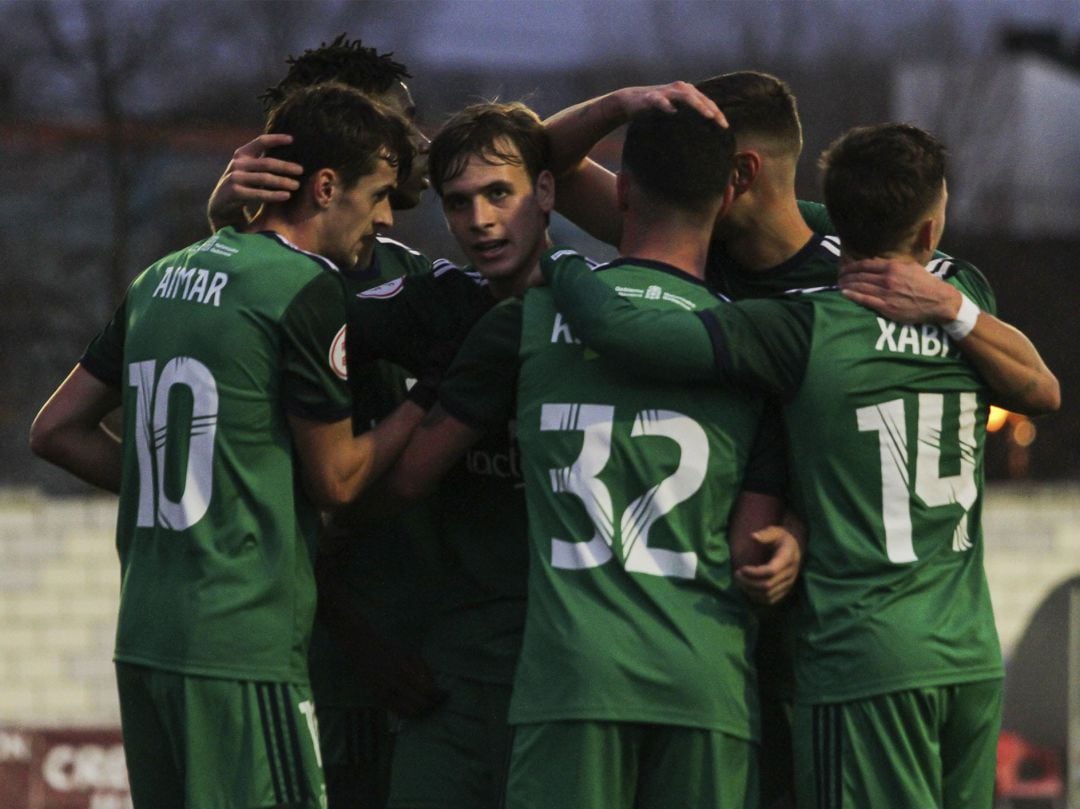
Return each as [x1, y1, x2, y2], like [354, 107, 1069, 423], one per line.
[857, 391, 978, 563]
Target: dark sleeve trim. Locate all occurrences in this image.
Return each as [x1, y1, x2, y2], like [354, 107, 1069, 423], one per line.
[282, 398, 352, 424]
[78, 352, 122, 388]
[696, 309, 730, 381]
[739, 476, 787, 498]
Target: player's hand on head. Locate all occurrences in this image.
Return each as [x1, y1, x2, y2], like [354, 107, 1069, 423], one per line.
[207, 133, 304, 231]
[734, 525, 802, 606]
[616, 81, 728, 127]
[838, 258, 960, 325]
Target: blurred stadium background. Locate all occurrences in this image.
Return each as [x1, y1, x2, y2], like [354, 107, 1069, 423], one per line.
[0, 1, 1077, 806]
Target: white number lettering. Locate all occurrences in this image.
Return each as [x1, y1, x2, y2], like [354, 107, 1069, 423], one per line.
[541, 403, 704, 579]
[128, 357, 218, 530]
[857, 392, 978, 562]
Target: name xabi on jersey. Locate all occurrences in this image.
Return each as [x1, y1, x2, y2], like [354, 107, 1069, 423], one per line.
[874, 318, 956, 358]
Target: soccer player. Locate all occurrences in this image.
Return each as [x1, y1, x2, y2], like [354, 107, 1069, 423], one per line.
[541, 72, 1060, 808]
[207, 38, 445, 809]
[537, 122, 1060, 809]
[368, 101, 562, 809]
[29, 83, 420, 809]
[387, 102, 803, 809]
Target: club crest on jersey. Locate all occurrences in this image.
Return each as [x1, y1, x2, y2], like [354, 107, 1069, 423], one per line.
[329, 325, 348, 380]
[357, 277, 405, 300]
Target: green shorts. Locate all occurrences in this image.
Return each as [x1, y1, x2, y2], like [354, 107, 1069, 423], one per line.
[792, 679, 1002, 809]
[317, 705, 393, 809]
[116, 662, 326, 809]
[505, 720, 758, 809]
[387, 672, 512, 809]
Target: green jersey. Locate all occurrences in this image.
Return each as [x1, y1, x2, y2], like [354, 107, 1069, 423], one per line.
[308, 236, 442, 707]
[348, 260, 528, 684]
[542, 250, 1005, 705]
[440, 257, 785, 739]
[81, 227, 352, 683]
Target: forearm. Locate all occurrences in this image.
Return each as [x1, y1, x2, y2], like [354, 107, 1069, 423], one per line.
[34, 424, 122, 493]
[544, 90, 630, 176]
[955, 313, 1060, 415]
[542, 252, 718, 381]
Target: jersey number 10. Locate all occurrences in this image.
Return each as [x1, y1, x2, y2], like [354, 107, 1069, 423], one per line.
[128, 358, 218, 530]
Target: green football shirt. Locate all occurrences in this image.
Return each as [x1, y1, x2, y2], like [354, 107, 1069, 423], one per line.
[307, 236, 444, 706]
[440, 257, 785, 739]
[81, 227, 352, 683]
[542, 249, 1005, 705]
[347, 259, 529, 685]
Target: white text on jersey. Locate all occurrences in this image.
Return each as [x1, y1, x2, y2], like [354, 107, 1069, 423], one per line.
[875, 318, 953, 357]
[152, 267, 229, 307]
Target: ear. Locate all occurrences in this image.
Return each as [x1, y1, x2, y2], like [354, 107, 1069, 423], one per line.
[534, 169, 556, 213]
[913, 217, 935, 254]
[732, 151, 761, 195]
[311, 168, 338, 209]
[714, 181, 737, 222]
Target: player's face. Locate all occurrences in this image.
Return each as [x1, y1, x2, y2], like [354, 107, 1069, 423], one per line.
[323, 156, 397, 269]
[440, 143, 553, 292]
[379, 81, 430, 211]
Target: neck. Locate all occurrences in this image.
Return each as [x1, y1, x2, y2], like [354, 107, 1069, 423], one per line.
[716, 183, 813, 271]
[620, 210, 714, 280]
[252, 207, 324, 260]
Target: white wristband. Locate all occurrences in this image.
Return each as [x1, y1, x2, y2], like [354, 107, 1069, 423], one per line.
[943, 293, 979, 341]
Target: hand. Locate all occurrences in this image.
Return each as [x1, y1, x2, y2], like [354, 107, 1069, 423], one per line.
[838, 258, 961, 325]
[207, 133, 303, 230]
[613, 81, 728, 127]
[734, 525, 802, 606]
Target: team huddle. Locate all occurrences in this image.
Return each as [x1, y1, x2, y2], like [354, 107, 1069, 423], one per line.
[30, 36, 1059, 809]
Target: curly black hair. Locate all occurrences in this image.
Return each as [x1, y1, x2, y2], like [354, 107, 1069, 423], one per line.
[258, 34, 411, 111]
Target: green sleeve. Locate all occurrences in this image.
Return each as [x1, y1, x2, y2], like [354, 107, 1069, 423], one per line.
[80, 295, 127, 388]
[540, 247, 811, 395]
[280, 271, 352, 423]
[347, 267, 494, 378]
[798, 199, 834, 235]
[540, 248, 718, 382]
[437, 298, 522, 432]
[700, 298, 812, 397]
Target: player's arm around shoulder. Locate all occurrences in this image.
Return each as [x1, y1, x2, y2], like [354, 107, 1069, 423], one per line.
[838, 257, 1060, 415]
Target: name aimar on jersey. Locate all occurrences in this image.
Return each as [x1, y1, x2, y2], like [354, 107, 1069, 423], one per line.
[874, 317, 956, 358]
[151, 266, 229, 307]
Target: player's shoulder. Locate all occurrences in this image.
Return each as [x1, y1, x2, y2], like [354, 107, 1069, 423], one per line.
[374, 235, 432, 274]
[927, 255, 995, 313]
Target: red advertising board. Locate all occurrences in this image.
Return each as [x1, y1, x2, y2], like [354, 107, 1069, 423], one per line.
[0, 727, 130, 809]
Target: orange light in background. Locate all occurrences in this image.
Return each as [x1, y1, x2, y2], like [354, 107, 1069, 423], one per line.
[1012, 418, 1037, 448]
[987, 405, 1010, 432]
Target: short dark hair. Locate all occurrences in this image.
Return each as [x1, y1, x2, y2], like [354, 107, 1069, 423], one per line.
[259, 34, 411, 111]
[694, 71, 802, 156]
[263, 83, 413, 201]
[428, 102, 550, 196]
[621, 104, 736, 213]
[819, 123, 946, 258]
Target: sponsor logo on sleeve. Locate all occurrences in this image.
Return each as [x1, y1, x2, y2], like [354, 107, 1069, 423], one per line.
[329, 325, 348, 379]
